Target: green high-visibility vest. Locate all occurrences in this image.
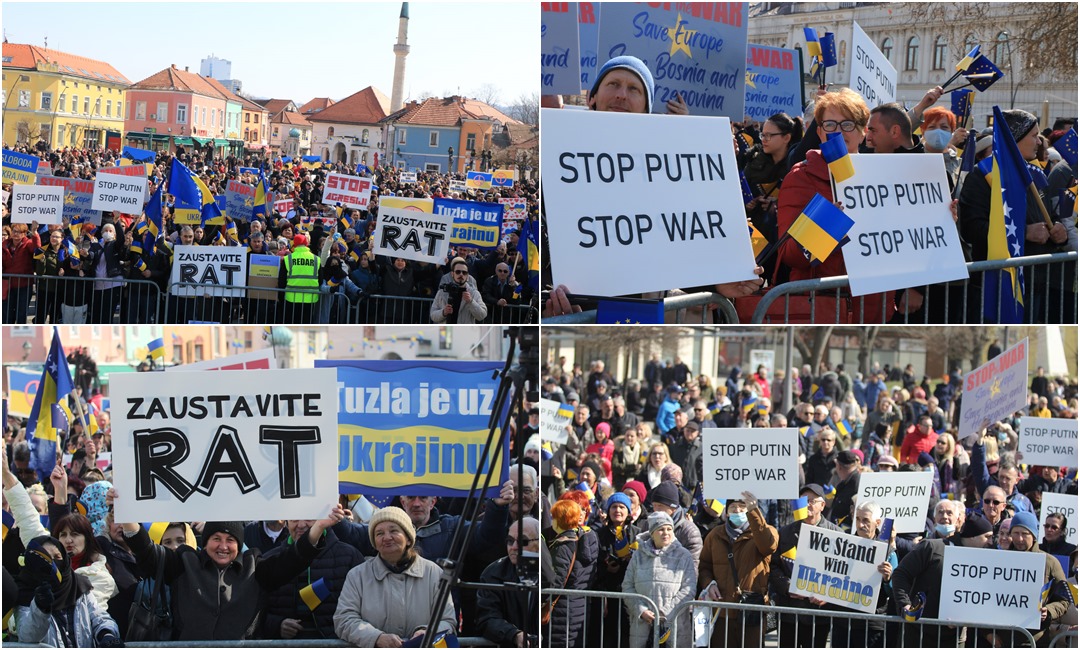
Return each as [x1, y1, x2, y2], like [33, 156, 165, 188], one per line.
[283, 247, 319, 303]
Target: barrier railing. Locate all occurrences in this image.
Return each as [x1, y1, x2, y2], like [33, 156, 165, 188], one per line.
[352, 294, 535, 325]
[542, 587, 659, 648]
[2, 273, 164, 324]
[668, 598, 1038, 648]
[1049, 629, 1079, 648]
[4, 639, 496, 648]
[543, 292, 739, 324]
[749, 251, 1077, 324]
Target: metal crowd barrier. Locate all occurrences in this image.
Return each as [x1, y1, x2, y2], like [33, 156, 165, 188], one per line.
[5, 639, 495, 648]
[543, 292, 740, 324]
[1049, 629, 1079, 648]
[542, 588, 659, 648]
[353, 294, 534, 325]
[3, 273, 164, 324]
[668, 598, 1038, 648]
[749, 252, 1078, 324]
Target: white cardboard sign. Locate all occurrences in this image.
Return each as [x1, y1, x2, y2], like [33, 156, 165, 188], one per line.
[850, 21, 896, 108]
[1040, 492, 1078, 547]
[837, 154, 968, 296]
[702, 428, 799, 500]
[400, 172, 417, 183]
[539, 398, 573, 446]
[958, 338, 1029, 441]
[169, 245, 249, 298]
[789, 526, 887, 614]
[542, 109, 758, 296]
[323, 172, 373, 210]
[940, 546, 1043, 629]
[91, 174, 146, 213]
[111, 368, 339, 523]
[10, 185, 64, 224]
[1017, 416, 1078, 467]
[168, 348, 276, 372]
[852, 471, 933, 533]
[373, 206, 453, 264]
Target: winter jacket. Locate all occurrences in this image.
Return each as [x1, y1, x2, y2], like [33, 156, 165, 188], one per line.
[430, 281, 487, 324]
[126, 524, 325, 640]
[333, 555, 455, 646]
[3, 232, 42, 293]
[804, 448, 838, 487]
[15, 588, 120, 647]
[543, 526, 595, 647]
[698, 509, 778, 642]
[622, 533, 696, 648]
[970, 442, 1034, 513]
[826, 471, 860, 529]
[243, 522, 289, 555]
[593, 522, 642, 592]
[476, 556, 536, 646]
[672, 506, 704, 566]
[656, 397, 681, 436]
[260, 530, 364, 639]
[899, 427, 938, 465]
[777, 149, 893, 323]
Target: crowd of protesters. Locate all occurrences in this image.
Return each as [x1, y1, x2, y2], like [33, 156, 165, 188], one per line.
[2, 349, 541, 646]
[541, 54, 1078, 324]
[539, 349, 1078, 647]
[2, 143, 539, 325]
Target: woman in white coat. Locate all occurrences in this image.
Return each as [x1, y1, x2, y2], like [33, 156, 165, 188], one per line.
[622, 511, 697, 647]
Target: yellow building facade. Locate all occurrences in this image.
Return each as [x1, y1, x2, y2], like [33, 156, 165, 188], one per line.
[2, 44, 130, 150]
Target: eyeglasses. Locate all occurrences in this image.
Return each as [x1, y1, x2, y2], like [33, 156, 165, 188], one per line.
[650, 451, 666, 457]
[452, 269, 468, 276]
[506, 536, 535, 546]
[496, 269, 509, 273]
[1046, 524, 1061, 531]
[983, 499, 1004, 506]
[760, 131, 785, 140]
[821, 120, 860, 133]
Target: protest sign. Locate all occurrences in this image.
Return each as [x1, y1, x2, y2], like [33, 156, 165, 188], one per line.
[749, 350, 774, 380]
[543, 110, 758, 295]
[315, 359, 508, 498]
[247, 254, 281, 301]
[492, 169, 515, 188]
[449, 179, 468, 192]
[466, 171, 493, 190]
[852, 471, 933, 533]
[37, 161, 52, 177]
[940, 546, 1042, 629]
[274, 197, 294, 216]
[744, 44, 802, 122]
[789, 526, 887, 614]
[10, 185, 64, 225]
[6, 366, 42, 417]
[702, 428, 798, 500]
[2, 149, 39, 184]
[958, 338, 1028, 440]
[434, 198, 503, 249]
[225, 180, 255, 222]
[541, 2, 581, 95]
[169, 245, 249, 298]
[111, 368, 339, 523]
[399, 172, 418, 184]
[1017, 416, 1077, 467]
[837, 154, 968, 296]
[99, 163, 155, 185]
[373, 206, 453, 264]
[1041, 492, 1078, 547]
[38, 176, 102, 225]
[91, 174, 146, 213]
[596, 3, 748, 118]
[381, 197, 433, 212]
[539, 398, 574, 446]
[323, 172, 373, 210]
[850, 21, 896, 107]
[169, 348, 276, 372]
[499, 197, 527, 238]
[578, 2, 600, 90]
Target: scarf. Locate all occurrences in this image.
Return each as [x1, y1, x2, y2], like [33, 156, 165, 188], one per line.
[620, 440, 643, 465]
[726, 519, 750, 543]
[15, 536, 92, 610]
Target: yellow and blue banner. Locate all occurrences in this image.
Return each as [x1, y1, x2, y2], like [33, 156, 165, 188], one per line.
[300, 577, 331, 611]
[981, 105, 1029, 323]
[147, 338, 165, 361]
[820, 132, 855, 183]
[169, 158, 223, 226]
[836, 420, 853, 439]
[8, 366, 44, 418]
[465, 171, 493, 190]
[2, 148, 39, 184]
[301, 155, 323, 170]
[434, 198, 504, 249]
[121, 146, 156, 165]
[492, 169, 515, 188]
[315, 360, 508, 498]
[956, 44, 980, 72]
[25, 329, 74, 481]
[787, 193, 855, 263]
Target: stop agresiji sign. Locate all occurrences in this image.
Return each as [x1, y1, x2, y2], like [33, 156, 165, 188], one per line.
[323, 172, 373, 210]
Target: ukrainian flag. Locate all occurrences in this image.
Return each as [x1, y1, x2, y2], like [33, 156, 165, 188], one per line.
[576, 481, 595, 501]
[741, 395, 758, 414]
[823, 484, 836, 500]
[821, 132, 855, 182]
[982, 106, 1029, 323]
[517, 218, 539, 288]
[147, 338, 165, 361]
[955, 44, 980, 72]
[25, 329, 74, 481]
[756, 401, 770, 417]
[836, 420, 853, 439]
[803, 27, 822, 58]
[300, 577, 331, 611]
[787, 193, 855, 263]
[2, 510, 12, 541]
[791, 496, 809, 521]
[556, 404, 574, 420]
[300, 155, 323, 170]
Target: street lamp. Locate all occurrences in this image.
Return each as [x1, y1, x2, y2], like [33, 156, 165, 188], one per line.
[21, 341, 32, 361]
[447, 146, 454, 173]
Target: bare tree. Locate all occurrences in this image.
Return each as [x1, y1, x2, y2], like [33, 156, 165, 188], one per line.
[508, 91, 540, 125]
[792, 327, 834, 372]
[471, 83, 503, 106]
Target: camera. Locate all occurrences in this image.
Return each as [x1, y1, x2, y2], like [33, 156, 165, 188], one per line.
[439, 281, 465, 297]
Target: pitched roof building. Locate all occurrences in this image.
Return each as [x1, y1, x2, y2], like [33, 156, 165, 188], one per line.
[307, 87, 391, 166]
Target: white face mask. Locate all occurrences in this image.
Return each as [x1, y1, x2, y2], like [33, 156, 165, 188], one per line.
[102, 231, 116, 242]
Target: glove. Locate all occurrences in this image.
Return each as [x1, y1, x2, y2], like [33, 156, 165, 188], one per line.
[97, 632, 125, 648]
[34, 583, 54, 613]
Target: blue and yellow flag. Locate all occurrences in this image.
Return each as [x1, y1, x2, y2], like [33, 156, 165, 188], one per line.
[820, 32, 838, 68]
[823, 484, 837, 500]
[955, 44, 980, 72]
[951, 90, 974, 128]
[612, 525, 639, 559]
[787, 193, 855, 263]
[791, 496, 809, 521]
[300, 577, 331, 611]
[403, 631, 459, 648]
[741, 395, 758, 414]
[2, 510, 13, 541]
[1041, 580, 1054, 606]
[517, 218, 539, 288]
[836, 420, 853, 439]
[803, 27, 822, 58]
[821, 132, 855, 182]
[300, 155, 323, 170]
[26, 329, 74, 481]
[576, 481, 595, 502]
[981, 105, 1029, 323]
[147, 338, 165, 361]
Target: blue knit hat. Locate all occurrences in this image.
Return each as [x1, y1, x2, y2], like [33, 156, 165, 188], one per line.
[606, 491, 632, 514]
[589, 55, 655, 114]
[1010, 511, 1039, 538]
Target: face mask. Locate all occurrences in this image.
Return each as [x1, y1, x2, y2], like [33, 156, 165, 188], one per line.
[728, 512, 748, 527]
[934, 523, 955, 537]
[997, 432, 1009, 443]
[102, 231, 115, 242]
[924, 129, 952, 151]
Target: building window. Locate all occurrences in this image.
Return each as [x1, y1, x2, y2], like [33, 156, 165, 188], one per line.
[194, 341, 204, 361]
[57, 125, 64, 143]
[211, 109, 216, 127]
[932, 36, 948, 70]
[905, 35, 920, 71]
[94, 98, 101, 116]
[202, 107, 207, 125]
[466, 133, 476, 151]
[126, 101, 130, 119]
[398, 128, 407, 144]
[39, 124, 50, 143]
[18, 90, 29, 108]
[994, 31, 1009, 66]
[254, 114, 259, 124]
[105, 99, 112, 117]
[136, 101, 146, 120]
[429, 131, 439, 147]
[83, 97, 90, 114]
[153, 102, 165, 122]
[245, 113, 250, 123]
[881, 37, 893, 62]
[58, 94, 66, 113]
[425, 163, 440, 172]
[362, 128, 369, 144]
[40, 92, 52, 110]
[397, 160, 406, 170]
[72, 95, 80, 114]
[327, 126, 335, 137]
[273, 127, 279, 138]
[177, 104, 187, 124]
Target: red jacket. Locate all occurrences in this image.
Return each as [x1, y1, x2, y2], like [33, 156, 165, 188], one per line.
[3, 232, 42, 295]
[777, 150, 893, 323]
[900, 427, 939, 465]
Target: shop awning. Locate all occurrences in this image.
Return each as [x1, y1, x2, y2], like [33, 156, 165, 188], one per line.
[192, 137, 211, 146]
[214, 138, 231, 146]
[174, 136, 193, 146]
[97, 363, 137, 385]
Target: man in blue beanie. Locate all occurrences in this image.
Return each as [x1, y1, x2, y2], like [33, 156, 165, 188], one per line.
[587, 55, 688, 115]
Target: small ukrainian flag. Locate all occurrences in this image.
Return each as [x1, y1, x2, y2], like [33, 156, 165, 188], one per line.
[836, 420, 853, 439]
[787, 193, 855, 263]
[556, 404, 574, 420]
[791, 496, 809, 521]
[147, 337, 165, 361]
[300, 577, 331, 611]
[823, 484, 837, 500]
[820, 132, 855, 183]
[1041, 580, 1054, 606]
[2, 510, 13, 541]
[803, 27, 822, 58]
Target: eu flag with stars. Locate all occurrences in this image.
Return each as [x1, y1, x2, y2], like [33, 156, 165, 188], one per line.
[26, 329, 74, 481]
[596, 297, 664, 324]
[982, 105, 1029, 323]
[951, 90, 974, 128]
[820, 32, 838, 68]
[963, 54, 1003, 92]
[1056, 129, 1077, 171]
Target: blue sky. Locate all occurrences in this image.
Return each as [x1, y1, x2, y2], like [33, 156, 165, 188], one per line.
[2, 2, 539, 107]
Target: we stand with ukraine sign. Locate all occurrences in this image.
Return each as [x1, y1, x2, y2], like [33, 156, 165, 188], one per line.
[316, 360, 510, 498]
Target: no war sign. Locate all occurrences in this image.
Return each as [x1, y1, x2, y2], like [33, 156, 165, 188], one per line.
[323, 172, 373, 211]
[373, 207, 453, 264]
[111, 369, 339, 523]
[542, 110, 758, 296]
[702, 428, 798, 500]
[10, 185, 64, 225]
[853, 471, 933, 533]
[958, 338, 1029, 440]
[940, 546, 1043, 629]
[1041, 492, 1078, 547]
[1017, 416, 1077, 467]
[91, 175, 146, 213]
[169, 246, 249, 299]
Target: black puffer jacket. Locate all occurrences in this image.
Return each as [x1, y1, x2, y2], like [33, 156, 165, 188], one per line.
[543, 526, 598, 648]
[476, 556, 536, 646]
[260, 529, 363, 639]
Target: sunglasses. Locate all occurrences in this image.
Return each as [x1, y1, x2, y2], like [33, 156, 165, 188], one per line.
[983, 499, 1004, 506]
[1046, 524, 1061, 531]
[506, 536, 535, 546]
[453, 269, 468, 276]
